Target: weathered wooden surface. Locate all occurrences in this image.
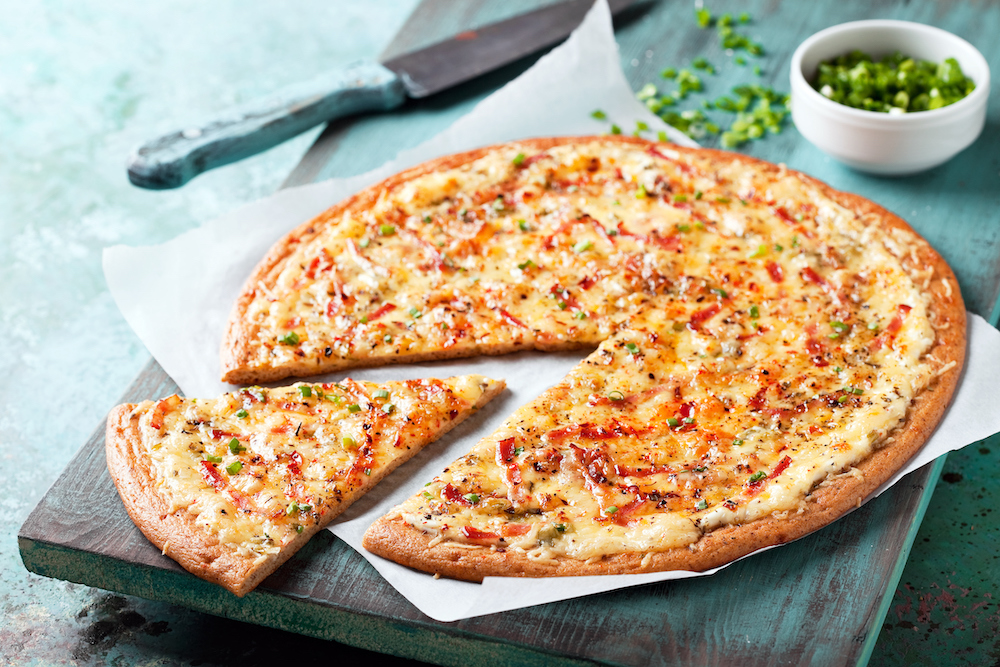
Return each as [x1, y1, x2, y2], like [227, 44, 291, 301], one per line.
[13, 0, 1000, 665]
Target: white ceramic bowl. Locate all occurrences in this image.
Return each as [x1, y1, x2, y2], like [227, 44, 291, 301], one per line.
[790, 20, 990, 175]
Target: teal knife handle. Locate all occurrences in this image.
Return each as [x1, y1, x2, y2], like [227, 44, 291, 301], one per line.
[127, 61, 406, 189]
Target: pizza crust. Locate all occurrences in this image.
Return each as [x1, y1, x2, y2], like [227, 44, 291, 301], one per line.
[357, 137, 966, 580]
[106, 378, 505, 595]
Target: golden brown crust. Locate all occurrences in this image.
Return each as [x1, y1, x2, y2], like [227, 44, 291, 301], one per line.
[106, 379, 505, 595]
[358, 137, 966, 581]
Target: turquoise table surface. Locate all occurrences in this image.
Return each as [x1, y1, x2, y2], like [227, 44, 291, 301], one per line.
[6, 1, 1000, 665]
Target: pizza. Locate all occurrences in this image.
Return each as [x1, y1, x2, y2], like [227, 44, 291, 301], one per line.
[105, 375, 503, 595]
[220, 136, 965, 580]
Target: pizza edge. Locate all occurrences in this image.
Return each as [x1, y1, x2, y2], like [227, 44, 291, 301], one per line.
[105, 377, 507, 595]
[359, 143, 967, 581]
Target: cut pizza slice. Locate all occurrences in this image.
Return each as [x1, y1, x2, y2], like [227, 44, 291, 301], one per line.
[106, 374, 504, 596]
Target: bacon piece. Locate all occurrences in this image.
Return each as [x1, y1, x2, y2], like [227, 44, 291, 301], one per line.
[773, 206, 796, 225]
[688, 303, 721, 330]
[461, 526, 500, 542]
[441, 483, 471, 506]
[871, 304, 913, 351]
[800, 266, 833, 293]
[501, 523, 532, 537]
[496, 437, 525, 501]
[766, 260, 784, 283]
[200, 461, 254, 514]
[366, 303, 397, 322]
[498, 308, 527, 329]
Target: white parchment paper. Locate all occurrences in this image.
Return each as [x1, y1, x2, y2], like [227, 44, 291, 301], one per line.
[104, 1, 1000, 622]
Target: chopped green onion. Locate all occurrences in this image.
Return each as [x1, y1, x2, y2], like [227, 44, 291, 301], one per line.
[774, 243, 783, 252]
[422, 215, 432, 223]
[343, 435, 357, 449]
[591, 109, 607, 119]
[733, 438, 744, 446]
[695, 190, 703, 199]
[838, 395, 851, 403]
[574, 311, 587, 320]
[677, 224, 691, 233]
[298, 385, 312, 398]
[464, 493, 480, 504]
[205, 454, 222, 464]
[348, 404, 361, 413]
[609, 390, 625, 401]
[868, 321, 880, 331]
[624, 342, 640, 355]
[605, 505, 619, 515]
[749, 244, 768, 258]
[673, 194, 688, 203]
[749, 471, 767, 483]
[360, 315, 368, 324]
[661, 67, 677, 79]
[374, 389, 389, 400]
[683, 417, 695, 424]
[383, 334, 393, 343]
[518, 219, 530, 232]
[830, 321, 849, 332]
[296, 525, 303, 533]
[695, 499, 708, 510]
[610, 124, 622, 135]
[573, 239, 593, 253]
[749, 305, 760, 318]
[517, 259, 535, 270]
[635, 120, 650, 131]
[226, 461, 242, 475]
[555, 523, 567, 532]
[696, 7, 712, 28]
[557, 301, 567, 310]
[715, 196, 731, 204]
[383, 404, 395, 414]
[834, 366, 843, 373]
[657, 130, 668, 142]
[422, 491, 432, 499]
[278, 331, 300, 345]
[408, 306, 421, 318]
[636, 184, 647, 199]
[235, 409, 248, 419]
[712, 287, 728, 299]
[667, 417, 680, 427]
[514, 446, 524, 456]
[512, 152, 526, 166]
[286, 502, 299, 515]
[228, 438, 245, 454]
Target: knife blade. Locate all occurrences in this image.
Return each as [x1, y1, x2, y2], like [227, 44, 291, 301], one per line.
[127, 0, 636, 190]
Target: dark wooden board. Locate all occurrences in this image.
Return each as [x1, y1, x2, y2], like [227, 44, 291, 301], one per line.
[20, 0, 1000, 664]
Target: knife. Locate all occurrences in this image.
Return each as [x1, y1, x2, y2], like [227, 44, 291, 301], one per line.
[127, 0, 636, 189]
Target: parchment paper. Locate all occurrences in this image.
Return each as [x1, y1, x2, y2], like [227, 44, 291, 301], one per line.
[104, 0, 1000, 622]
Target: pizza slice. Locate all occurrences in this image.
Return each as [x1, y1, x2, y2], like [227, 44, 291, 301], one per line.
[106, 374, 504, 596]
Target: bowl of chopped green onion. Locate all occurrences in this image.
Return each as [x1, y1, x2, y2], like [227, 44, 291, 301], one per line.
[790, 20, 989, 175]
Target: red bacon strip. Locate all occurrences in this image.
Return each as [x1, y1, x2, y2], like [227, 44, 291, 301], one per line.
[688, 303, 721, 330]
[499, 308, 527, 329]
[766, 260, 784, 283]
[366, 302, 397, 322]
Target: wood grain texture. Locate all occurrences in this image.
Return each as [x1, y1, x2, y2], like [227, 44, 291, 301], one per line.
[19, 0, 1000, 665]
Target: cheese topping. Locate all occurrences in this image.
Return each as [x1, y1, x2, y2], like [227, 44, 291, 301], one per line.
[237, 139, 948, 561]
[134, 376, 495, 557]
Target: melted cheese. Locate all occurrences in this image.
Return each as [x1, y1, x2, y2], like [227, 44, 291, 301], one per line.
[136, 376, 495, 556]
[278, 141, 944, 560]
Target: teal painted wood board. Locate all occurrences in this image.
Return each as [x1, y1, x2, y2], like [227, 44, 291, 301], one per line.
[18, 0, 1000, 665]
